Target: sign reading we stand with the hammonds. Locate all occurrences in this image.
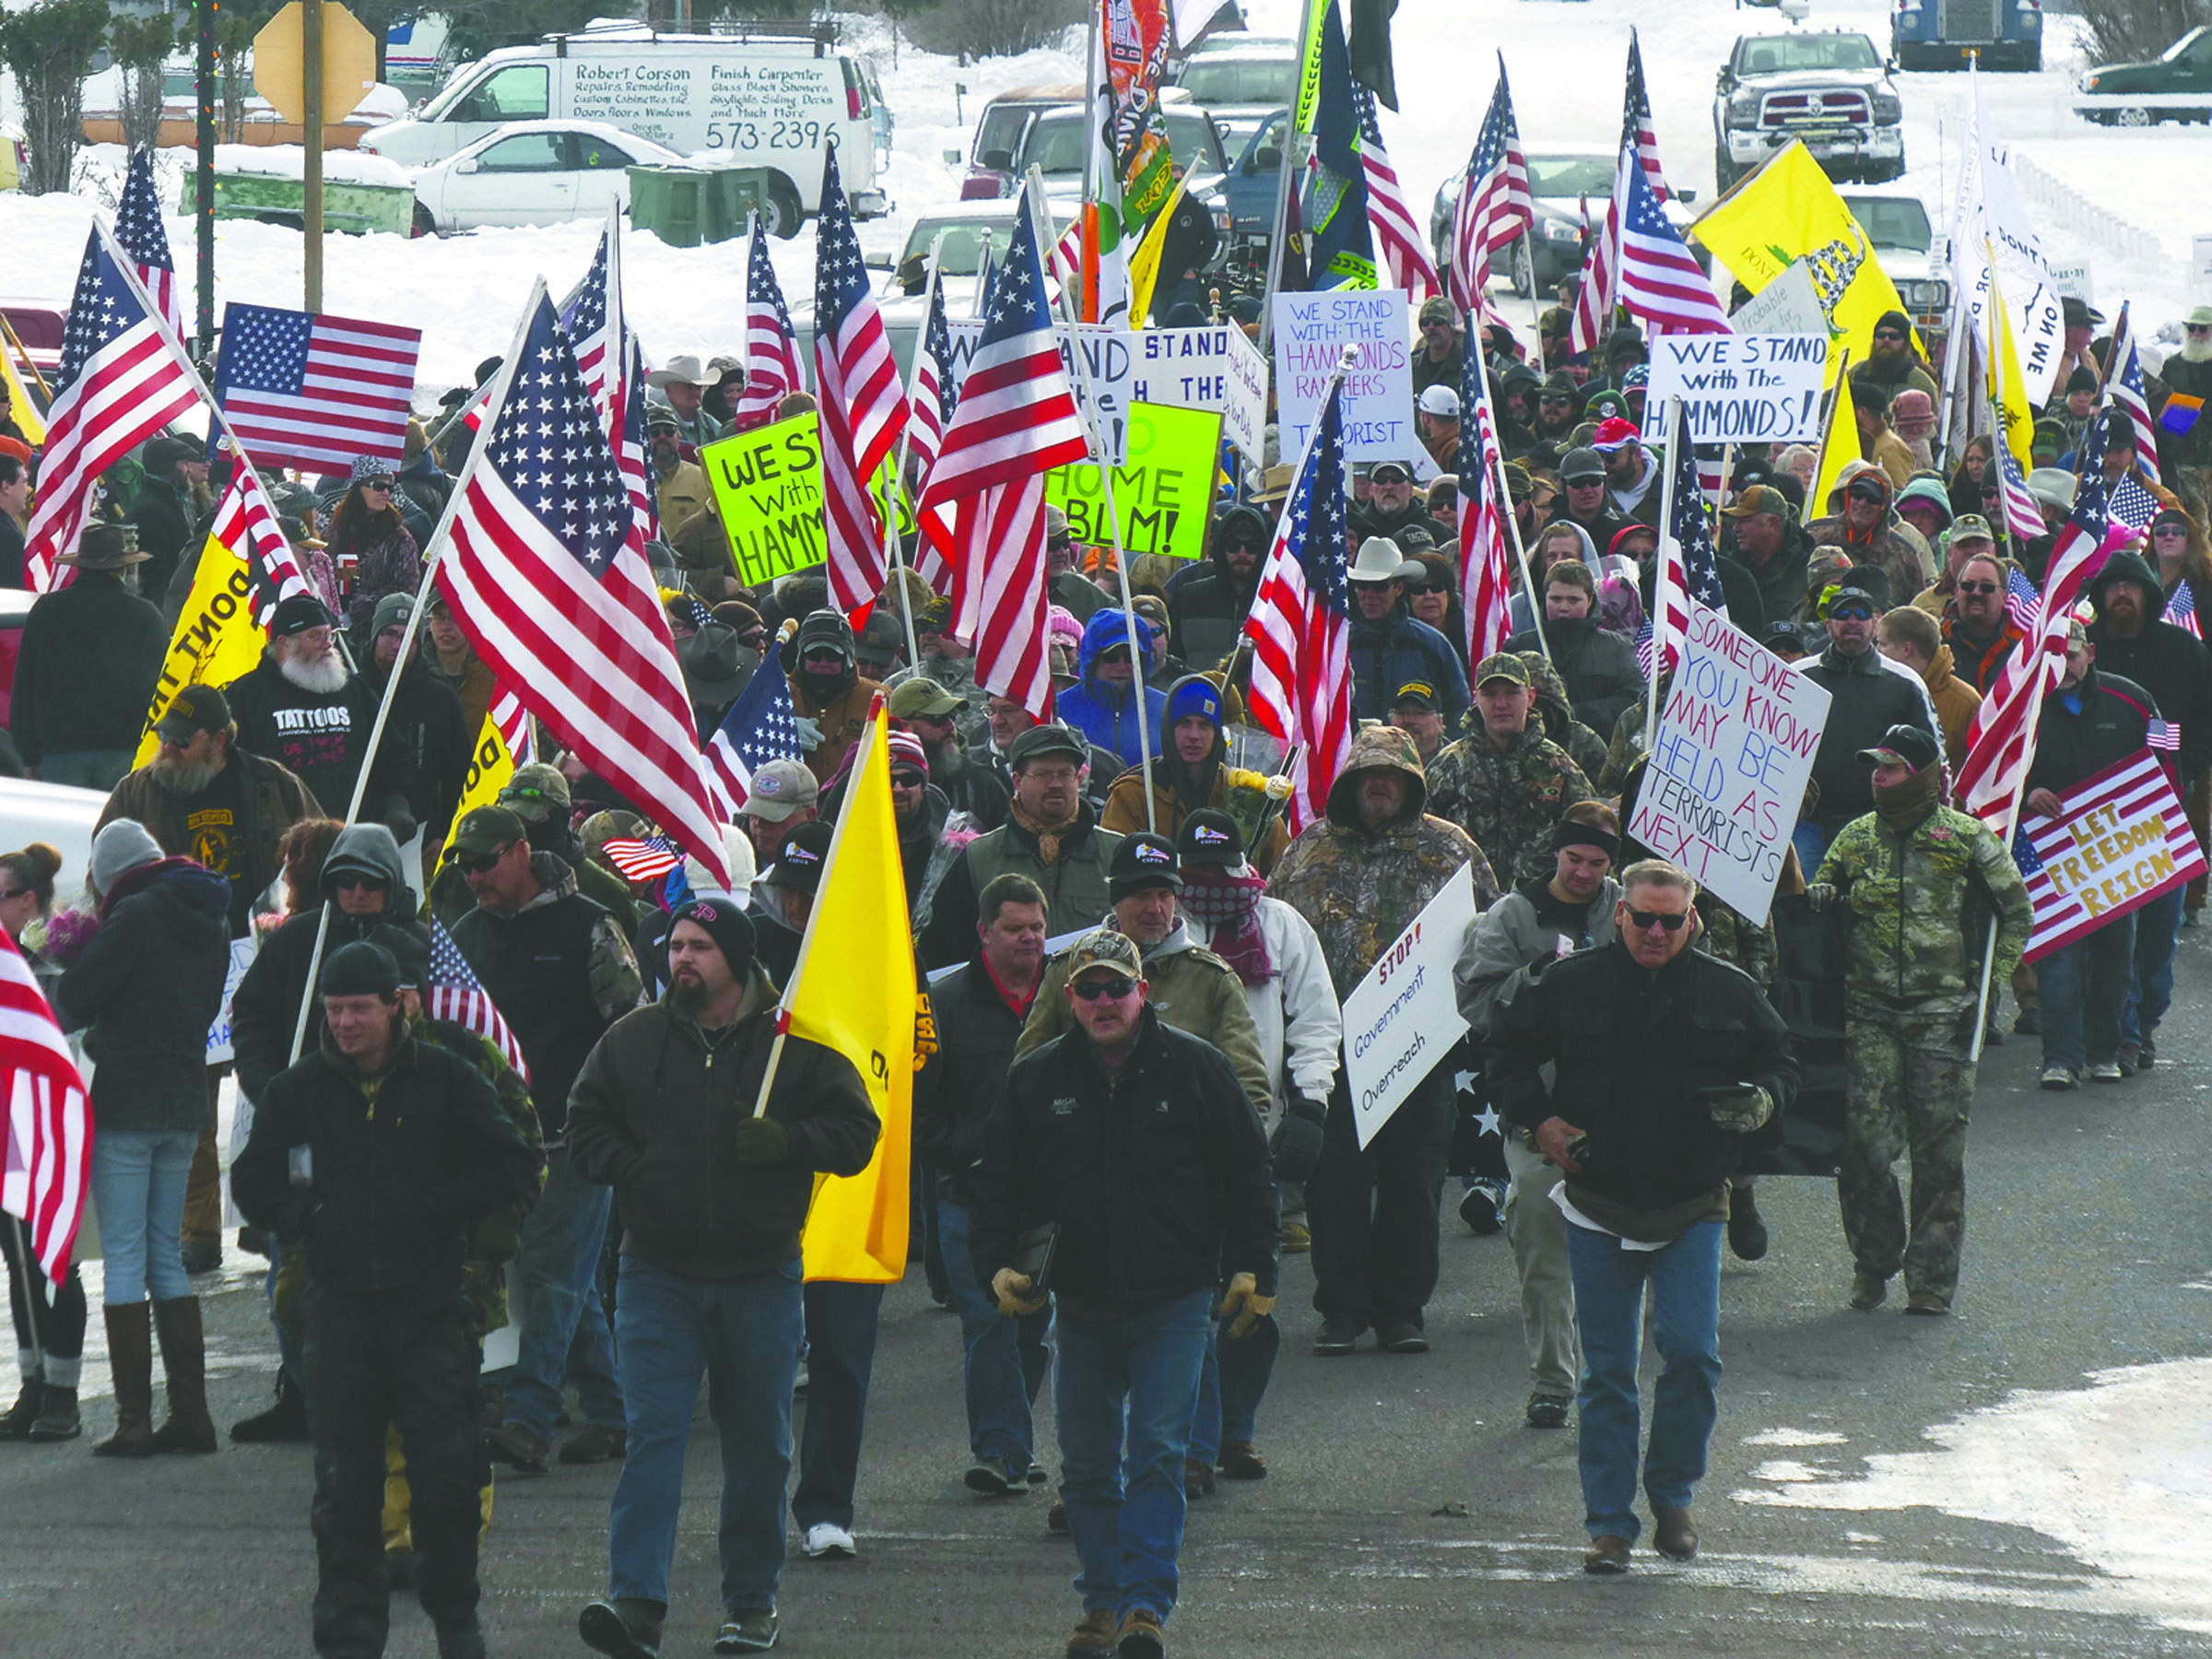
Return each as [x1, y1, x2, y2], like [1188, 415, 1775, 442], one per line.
[1627, 602, 1831, 927]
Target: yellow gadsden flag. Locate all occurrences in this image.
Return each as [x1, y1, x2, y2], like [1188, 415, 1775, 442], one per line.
[1982, 255, 2038, 477]
[1810, 368, 1864, 524]
[1691, 141, 1912, 365]
[787, 697, 917, 1283]
[441, 711, 520, 864]
[133, 538, 266, 768]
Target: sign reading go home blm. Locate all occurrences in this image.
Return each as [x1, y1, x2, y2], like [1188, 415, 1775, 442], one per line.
[1647, 333, 1830, 445]
[1626, 602, 1831, 926]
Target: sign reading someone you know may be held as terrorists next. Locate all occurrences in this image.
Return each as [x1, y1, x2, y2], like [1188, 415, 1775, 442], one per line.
[1341, 862, 1477, 1150]
[1627, 602, 1831, 927]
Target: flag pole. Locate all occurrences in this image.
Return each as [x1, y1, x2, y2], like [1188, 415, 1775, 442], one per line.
[1256, 0, 1323, 364]
[883, 232, 947, 673]
[1641, 396, 1685, 762]
[1476, 331, 1547, 662]
[1028, 164, 1159, 833]
[283, 278, 545, 1066]
[1520, 228, 1544, 347]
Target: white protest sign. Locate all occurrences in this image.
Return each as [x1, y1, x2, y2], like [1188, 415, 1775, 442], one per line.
[1730, 259, 1827, 336]
[1271, 288, 1416, 461]
[1341, 862, 1477, 1149]
[1625, 602, 1831, 926]
[947, 322, 1133, 464]
[206, 933, 258, 1065]
[1648, 334, 1830, 446]
[1130, 324, 1269, 465]
[2049, 259, 2093, 304]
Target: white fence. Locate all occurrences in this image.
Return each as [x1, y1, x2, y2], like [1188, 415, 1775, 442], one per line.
[2013, 154, 2162, 264]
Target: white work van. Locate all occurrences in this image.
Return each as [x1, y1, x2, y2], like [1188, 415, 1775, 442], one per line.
[357, 19, 887, 233]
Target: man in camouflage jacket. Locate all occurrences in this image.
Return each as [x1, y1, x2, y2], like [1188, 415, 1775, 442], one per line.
[1267, 725, 1497, 1355]
[1426, 654, 1595, 886]
[1812, 724, 2030, 1318]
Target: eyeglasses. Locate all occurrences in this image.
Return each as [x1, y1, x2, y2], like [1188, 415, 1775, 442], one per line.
[1873, 330, 1908, 344]
[1624, 908, 1688, 932]
[888, 769, 926, 788]
[1847, 486, 1885, 503]
[361, 478, 395, 492]
[2190, 324, 2212, 335]
[1095, 646, 1132, 664]
[2153, 524, 2188, 538]
[332, 874, 389, 891]
[1957, 580, 2001, 595]
[1071, 975, 1137, 1001]
[1021, 764, 1081, 785]
[1829, 606, 1875, 622]
[1046, 535, 1074, 550]
[453, 844, 512, 876]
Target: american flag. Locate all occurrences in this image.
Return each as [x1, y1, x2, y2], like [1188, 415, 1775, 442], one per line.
[489, 686, 535, 765]
[205, 463, 313, 624]
[2005, 564, 2041, 633]
[115, 148, 180, 343]
[2109, 474, 2160, 532]
[1244, 360, 1353, 831]
[1571, 34, 1669, 356]
[426, 917, 527, 1080]
[1957, 420, 2113, 828]
[1455, 322, 1515, 667]
[2103, 306, 2162, 486]
[1355, 86, 1441, 301]
[2149, 717, 2182, 752]
[913, 194, 1091, 721]
[735, 211, 806, 431]
[1625, 29, 1668, 202]
[0, 928, 91, 1280]
[23, 223, 201, 590]
[1614, 147, 1727, 335]
[2167, 577, 2201, 642]
[599, 835, 683, 883]
[434, 286, 731, 889]
[906, 273, 959, 481]
[1993, 431, 2044, 545]
[1644, 404, 1729, 676]
[814, 147, 910, 615]
[2014, 750, 2205, 960]
[559, 216, 654, 557]
[705, 656, 803, 815]
[210, 301, 422, 476]
[1448, 59, 1531, 322]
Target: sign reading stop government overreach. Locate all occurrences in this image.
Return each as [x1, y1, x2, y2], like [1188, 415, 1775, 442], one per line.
[1341, 862, 1478, 1149]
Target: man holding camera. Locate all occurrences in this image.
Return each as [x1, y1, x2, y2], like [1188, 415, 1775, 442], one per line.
[1486, 859, 1797, 1575]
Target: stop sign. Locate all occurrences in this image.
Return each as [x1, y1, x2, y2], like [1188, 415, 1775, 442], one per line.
[253, 2, 379, 127]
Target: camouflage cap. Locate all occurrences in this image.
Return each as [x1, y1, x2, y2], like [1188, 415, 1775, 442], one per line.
[1474, 653, 1532, 689]
[1065, 927, 1144, 982]
[1517, 651, 1569, 704]
[498, 762, 571, 820]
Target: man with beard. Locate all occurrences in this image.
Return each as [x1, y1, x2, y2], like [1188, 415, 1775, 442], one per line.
[568, 898, 877, 1659]
[1169, 505, 1268, 669]
[226, 595, 408, 836]
[1940, 551, 2026, 698]
[100, 681, 320, 1275]
[1590, 420, 1661, 529]
[1411, 296, 1465, 400]
[1348, 461, 1431, 542]
[646, 407, 710, 535]
[361, 593, 470, 869]
[1531, 375, 1584, 448]
[787, 610, 884, 785]
[2159, 306, 2212, 500]
[889, 678, 1008, 830]
[1850, 311, 1938, 405]
[1100, 676, 1290, 873]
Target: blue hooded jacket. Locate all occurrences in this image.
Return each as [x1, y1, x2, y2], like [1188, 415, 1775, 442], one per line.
[1056, 608, 1169, 767]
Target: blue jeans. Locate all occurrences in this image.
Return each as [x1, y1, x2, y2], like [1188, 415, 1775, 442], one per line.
[1188, 1313, 1279, 1464]
[504, 1147, 622, 1441]
[792, 1280, 885, 1532]
[1566, 1218, 1724, 1544]
[2037, 914, 2136, 1074]
[2122, 886, 2183, 1049]
[90, 1127, 197, 1304]
[607, 1255, 804, 1614]
[937, 1198, 1051, 1467]
[1055, 1289, 1212, 1622]
[39, 748, 135, 791]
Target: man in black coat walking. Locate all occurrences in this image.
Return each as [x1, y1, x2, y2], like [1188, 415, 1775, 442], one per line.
[10, 524, 166, 790]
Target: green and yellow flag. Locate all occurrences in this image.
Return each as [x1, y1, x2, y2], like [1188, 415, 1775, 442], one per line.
[788, 697, 919, 1283]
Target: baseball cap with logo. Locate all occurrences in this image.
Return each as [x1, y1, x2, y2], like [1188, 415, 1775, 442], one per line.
[1474, 653, 1531, 689]
[447, 805, 528, 857]
[766, 819, 833, 894]
[741, 758, 818, 823]
[1589, 417, 1641, 453]
[1175, 808, 1245, 870]
[1065, 928, 1144, 982]
[1855, 724, 1940, 773]
[1108, 832, 1182, 899]
[1393, 680, 1437, 710]
[155, 683, 232, 747]
[1947, 513, 1996, 546]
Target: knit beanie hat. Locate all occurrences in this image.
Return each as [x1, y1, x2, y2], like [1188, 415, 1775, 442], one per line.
[320, 941, 401, 999]
[88, 819, 162, 900]
[666, 895, 757, 978]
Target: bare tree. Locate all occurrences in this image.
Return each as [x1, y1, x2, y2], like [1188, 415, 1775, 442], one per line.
[111, 12, 176, 158]
[902, 0, 1084, 59]
[0, 0, 111, 196]
[2075, 0, 2210, 65]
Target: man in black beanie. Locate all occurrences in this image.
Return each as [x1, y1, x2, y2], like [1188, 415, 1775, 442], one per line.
[233, 940, 544, 1659]
[568, 897, 879, 1658]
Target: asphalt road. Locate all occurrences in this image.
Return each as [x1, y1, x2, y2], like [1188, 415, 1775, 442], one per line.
[6, 930, 2212, 1659]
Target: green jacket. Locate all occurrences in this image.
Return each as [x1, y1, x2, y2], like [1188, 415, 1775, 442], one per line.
[1016, 922, 1271, 1115]
[1424, 724, 1594, 886]
[1816, 803, 2032, 1016]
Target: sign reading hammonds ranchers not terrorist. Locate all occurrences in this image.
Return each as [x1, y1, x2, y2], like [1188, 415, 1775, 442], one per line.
[1340, 862, 1478, 1150]
[2017, 749, 2206, 963]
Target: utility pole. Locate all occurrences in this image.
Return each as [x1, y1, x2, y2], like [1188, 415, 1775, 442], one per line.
[303, 0, 324, 312]
[196, 0, 216, 357]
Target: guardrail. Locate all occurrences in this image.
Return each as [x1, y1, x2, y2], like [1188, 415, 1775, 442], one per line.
[2012, 154, 2163, 263]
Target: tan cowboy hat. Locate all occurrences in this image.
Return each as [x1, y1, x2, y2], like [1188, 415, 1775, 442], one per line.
[646, 352, 707, 390]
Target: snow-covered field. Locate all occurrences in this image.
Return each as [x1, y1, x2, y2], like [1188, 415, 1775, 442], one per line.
[0, 0, 2199, 403]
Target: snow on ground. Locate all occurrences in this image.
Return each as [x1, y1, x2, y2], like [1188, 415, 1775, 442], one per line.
[0, 0, 2198, 406]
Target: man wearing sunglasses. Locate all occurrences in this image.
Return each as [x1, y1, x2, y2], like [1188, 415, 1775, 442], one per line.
[1794, 583, 1941, 872]
[1170, 503, 1271, 670]
[1807, 461, 1930, 614]
[1942, 551, 2027, 699]
[450, 806, 644, 1478]
[1486, 858, 1796, 1575]
[1850, 309, 1937, 406]
[976, 927, 1277, 1659]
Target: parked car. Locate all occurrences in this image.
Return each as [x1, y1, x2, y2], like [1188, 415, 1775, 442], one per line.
[960, 87, 1230, 217]
[1714, 29, 1905, 192]
[1193, 108, 1287, 248]
[1161, 34, 1298, 149]
[2075, 25, 2212, 126]
[0, 775, 106, 900]
[1891, 0, 2041, 73]
[1838, 185, 1951, 364]
[411, 120, 685, 234]
[1428, 145, 1702, 296]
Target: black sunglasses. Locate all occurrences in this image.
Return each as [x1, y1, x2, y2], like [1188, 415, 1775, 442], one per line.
[1624, 908, 1688, 932]
[1957, 580, 2001, 595]
[453, 844, 512, 876]
[1873, 330, 1908, 343]
[1830, 605, 1875, 621]
[332, 874, 389, 890]
[1072, 975, 1137, 1001]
